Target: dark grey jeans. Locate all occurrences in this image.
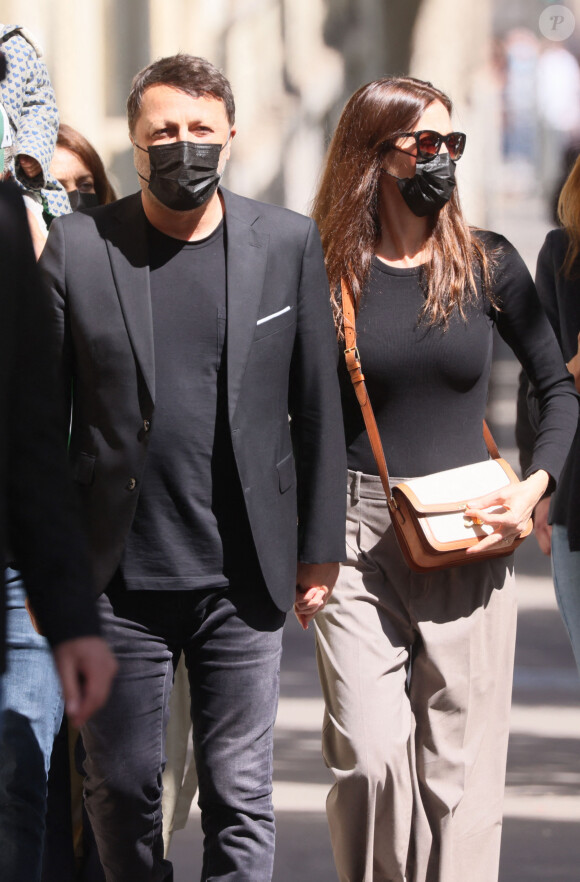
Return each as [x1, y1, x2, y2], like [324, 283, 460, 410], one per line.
[82, 580, 285, 882]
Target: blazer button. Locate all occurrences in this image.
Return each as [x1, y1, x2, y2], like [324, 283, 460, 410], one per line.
[126, 477, 137, 491]
[143, 419, 151, 432]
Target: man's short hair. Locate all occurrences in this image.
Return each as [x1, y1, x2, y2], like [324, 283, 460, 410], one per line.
[127, 53, 235, 133]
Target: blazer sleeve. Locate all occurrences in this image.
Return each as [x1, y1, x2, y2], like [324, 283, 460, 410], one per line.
[515, 233, 561, 477]
[288, 219, 347, 563]
[535, 232, 563, 347]
[5, 186, 100, 646]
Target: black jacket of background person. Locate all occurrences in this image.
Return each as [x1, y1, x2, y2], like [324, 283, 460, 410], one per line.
[39, 188, 347, 609]
[535, 229, 580, 550]
[0, 182, 100, 671]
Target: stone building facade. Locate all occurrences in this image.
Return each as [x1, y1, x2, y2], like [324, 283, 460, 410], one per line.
[0, 0, 496, 221]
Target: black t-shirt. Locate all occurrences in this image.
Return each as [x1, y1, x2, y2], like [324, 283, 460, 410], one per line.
[340, 232, 576, 480]
[120, 218, 254, 590]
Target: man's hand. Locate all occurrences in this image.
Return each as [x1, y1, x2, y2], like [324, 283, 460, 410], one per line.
[294, 562, 339, 630]
[52, 637, 117, 728]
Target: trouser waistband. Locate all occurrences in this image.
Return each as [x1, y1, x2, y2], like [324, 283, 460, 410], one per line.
[347, 469, 410, 503]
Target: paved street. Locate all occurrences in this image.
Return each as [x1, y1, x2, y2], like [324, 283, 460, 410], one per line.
[169, 555, 580, 881]
[169, 189, 580, 879]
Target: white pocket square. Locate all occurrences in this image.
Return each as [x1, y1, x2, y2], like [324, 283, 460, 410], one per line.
[256, 305, 292, 326]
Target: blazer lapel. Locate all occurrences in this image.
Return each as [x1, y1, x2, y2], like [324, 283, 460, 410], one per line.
[222, 189, 269, 422]
[104, 195, 155, 405]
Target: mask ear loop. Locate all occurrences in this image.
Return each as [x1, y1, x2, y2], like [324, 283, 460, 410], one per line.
[379, 143, 411, 184]
[132, 138, 152, 184]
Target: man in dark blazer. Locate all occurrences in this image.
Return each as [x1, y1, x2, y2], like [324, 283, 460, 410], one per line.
[40, 54, 346, 881]
[0, 179, 116, 721]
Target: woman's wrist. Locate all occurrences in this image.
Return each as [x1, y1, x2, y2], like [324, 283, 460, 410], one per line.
[525, 468, 550, 501]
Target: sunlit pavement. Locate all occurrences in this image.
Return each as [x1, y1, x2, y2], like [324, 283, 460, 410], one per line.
[169, 557, 580, 881]
[169, 187, 580, 879]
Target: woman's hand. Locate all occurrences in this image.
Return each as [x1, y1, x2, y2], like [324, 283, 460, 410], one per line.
[566, 331, 580, 393]
[464, 469, 549, 555]
[18, 154, 43, 180]
[532, 495, 552, 556]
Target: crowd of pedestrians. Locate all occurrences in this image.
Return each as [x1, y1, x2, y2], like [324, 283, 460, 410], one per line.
[0, 20, 578, 882]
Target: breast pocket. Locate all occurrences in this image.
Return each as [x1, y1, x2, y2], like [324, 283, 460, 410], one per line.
[254, 305, 295, 340]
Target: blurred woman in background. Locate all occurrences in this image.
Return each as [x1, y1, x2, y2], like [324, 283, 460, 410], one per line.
[530, 158, 580, 676]
[51, 123, 117, 209]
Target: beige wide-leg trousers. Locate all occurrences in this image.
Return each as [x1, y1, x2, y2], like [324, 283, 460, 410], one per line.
[314, 471, 517, 882]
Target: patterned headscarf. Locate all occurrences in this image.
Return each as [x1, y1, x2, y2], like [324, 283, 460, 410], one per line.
[0, 25, 70, 216]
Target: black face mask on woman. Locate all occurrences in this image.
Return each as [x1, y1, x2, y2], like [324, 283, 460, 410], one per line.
[393, 152, 456, 217]
[135, 138, 229, 211]
[67, 190, 99, 211]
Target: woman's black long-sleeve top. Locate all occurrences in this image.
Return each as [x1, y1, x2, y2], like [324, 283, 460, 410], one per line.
[339, 231, 578, 487]
[534, 228, 580, 550]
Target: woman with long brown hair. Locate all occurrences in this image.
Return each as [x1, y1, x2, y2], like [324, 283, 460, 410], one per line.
[523, 157, 580, 676]
[51, 123, 117, 208]
[311, 76, 577, 882]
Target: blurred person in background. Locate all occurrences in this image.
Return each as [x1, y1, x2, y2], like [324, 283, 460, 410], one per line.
[537, 43, 580, 205]
[517, 158, 580, 677]
[311, 75, 577, 882]
[501, 28, 540, 195]
[52, 123, 117, 210]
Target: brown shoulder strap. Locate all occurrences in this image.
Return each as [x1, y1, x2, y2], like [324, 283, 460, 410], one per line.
[340, 277, 501, 505]
[341, 278, 395, 507]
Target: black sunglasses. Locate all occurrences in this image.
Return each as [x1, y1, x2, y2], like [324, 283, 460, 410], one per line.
[393, 130, 466, 162]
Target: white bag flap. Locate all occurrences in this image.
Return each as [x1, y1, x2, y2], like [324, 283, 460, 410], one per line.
[402, 459, 511, 509]
[397, 459, 515, 545]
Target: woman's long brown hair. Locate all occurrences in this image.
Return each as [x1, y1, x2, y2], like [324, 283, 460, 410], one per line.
[558, 155, 580, 277]
[57, 124, 117, 205]
[311, 76, 494, 332]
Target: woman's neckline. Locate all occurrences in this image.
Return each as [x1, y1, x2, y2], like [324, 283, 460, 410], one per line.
[372, 254, 425, 276]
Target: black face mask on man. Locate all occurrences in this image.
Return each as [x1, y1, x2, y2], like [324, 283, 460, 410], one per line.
[134, 137, 229, 211]
[391, 152, 456, 217]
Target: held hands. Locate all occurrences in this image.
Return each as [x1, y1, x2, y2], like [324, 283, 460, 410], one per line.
[52, 637, 118, 729]
[294, 561, 339, 630]
[566, 331, 580, 393]
[464, 469, 549, 555]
